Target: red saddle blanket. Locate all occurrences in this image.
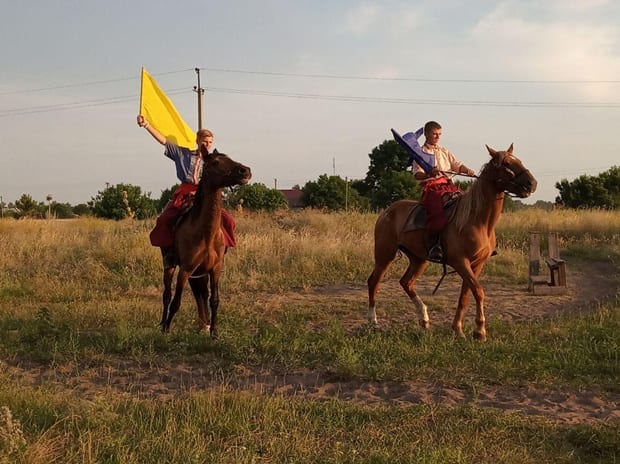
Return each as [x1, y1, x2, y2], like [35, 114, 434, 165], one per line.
[149, 183, 236, 248]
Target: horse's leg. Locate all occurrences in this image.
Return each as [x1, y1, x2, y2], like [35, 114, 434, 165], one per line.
[469, 263, 487, 341]
[208, 267, 221, 340]
[188, 270, 210, 333]
[452, 262, 486, 341]
[162, 269, 190, 333]
[160, 266, 176, 330]
[399, 256, 430, 328]
[367, 246, 398, 325]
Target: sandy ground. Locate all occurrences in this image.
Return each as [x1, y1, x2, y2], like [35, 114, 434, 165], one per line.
[4, 258, 619, 425]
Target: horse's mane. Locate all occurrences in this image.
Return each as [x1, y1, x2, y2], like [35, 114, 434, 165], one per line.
[452, 162, 492, 231]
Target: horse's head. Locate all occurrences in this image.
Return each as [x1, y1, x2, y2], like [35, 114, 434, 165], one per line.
[200, 147, 252, 188]
[484, 144, 537, 198]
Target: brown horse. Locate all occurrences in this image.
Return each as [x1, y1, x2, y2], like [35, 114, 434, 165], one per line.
[160, 147, 251, 338]
[367, 144, 537, 341]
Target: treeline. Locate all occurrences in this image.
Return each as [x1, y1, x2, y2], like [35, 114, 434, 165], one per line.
[2, 141, 617, 219]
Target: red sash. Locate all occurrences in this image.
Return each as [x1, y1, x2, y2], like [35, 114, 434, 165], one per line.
[422, 177, 462, 233]
[150, 183, 236, 248]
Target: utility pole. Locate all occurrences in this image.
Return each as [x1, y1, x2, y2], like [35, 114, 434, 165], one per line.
[194, 67, 205, 130]
[46, 194, 53, 219]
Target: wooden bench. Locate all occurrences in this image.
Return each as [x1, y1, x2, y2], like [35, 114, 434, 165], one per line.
[545, 257, 566, 287]
[528, 232, 567, 295]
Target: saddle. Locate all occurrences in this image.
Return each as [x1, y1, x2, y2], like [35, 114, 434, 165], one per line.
[403, 192, 462, 233]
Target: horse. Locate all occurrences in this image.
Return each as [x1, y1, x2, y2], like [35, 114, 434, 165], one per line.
[367, 144, 537, 341]
[160, 147, 251, 338]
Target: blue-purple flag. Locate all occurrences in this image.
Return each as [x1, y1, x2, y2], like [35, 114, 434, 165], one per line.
[391, 127, 435, 174]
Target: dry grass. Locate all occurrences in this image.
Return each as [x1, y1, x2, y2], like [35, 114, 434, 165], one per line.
[0, 209, 619, 463]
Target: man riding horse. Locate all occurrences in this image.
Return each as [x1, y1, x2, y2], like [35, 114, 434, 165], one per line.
[136, 114, 237, 268]
[402, 121, 475, 261]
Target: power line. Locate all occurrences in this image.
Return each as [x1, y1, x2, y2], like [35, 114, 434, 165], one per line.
[0, 68, 193, 96]
[0, 89, 188, 117]
[199, 66, 620, 84]
[204, 86, 620, 108]
[3, 66, 619, 99]
[2, 67, 620, 118]
[2, 84, 619, 118]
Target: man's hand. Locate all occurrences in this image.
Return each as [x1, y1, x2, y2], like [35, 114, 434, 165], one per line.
[136, 114, 148, 127]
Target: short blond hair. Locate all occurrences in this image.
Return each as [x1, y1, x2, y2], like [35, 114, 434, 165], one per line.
[196, 129, 214, 142]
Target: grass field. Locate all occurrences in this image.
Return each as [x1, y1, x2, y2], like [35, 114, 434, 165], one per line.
[0, 209, 619, 463]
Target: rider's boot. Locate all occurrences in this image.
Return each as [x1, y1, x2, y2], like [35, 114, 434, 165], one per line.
[427, 233, 444, 262]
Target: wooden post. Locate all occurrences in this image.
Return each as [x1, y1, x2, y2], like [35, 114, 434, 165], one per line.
[529, 231, 567, 295]
[529, 232, 541, 277]
[548, 232, 559, 259]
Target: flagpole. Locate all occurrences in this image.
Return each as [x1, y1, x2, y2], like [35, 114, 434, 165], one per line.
[194, 67, 204, 130]
[139, 67, 145, 114]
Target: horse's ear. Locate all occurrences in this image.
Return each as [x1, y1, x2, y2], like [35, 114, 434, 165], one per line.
[486, 144, 497, 157]
[507, 143, 514, 155]
[213, 148, 219, 155]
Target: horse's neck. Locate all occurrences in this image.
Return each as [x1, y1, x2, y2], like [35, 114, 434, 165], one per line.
[461, 180, 505, 231]
[479, 182, 505, 229]
[193, 187, 222, 242]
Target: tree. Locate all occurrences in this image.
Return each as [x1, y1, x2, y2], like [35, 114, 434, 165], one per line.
[555, 166, 620, 209]
[301, 174, 364, 211]
[156, 184, 178, 212]
[226, 183, 288, 211]
[14, 194, 39, 218]
[599, 165, 620, 208]
[357, 140, 421, 210]
[51, 202, 75, 219]
[73, 203, 93, 216]
[90, 183, 157, 220]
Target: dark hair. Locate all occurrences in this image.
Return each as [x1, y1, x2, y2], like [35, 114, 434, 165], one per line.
[424, 121, 442, 136]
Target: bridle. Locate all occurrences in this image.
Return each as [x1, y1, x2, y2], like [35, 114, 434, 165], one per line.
[489, 155, 533, 196]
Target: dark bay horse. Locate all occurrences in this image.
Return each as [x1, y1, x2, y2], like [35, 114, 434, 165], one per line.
[367, 144, 537, 341]
[160, 147, 251, 338]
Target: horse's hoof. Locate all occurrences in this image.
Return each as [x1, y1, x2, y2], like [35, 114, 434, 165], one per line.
[419, 319, 430, 329]
[210, 329, 219, 340]
[160, 323, 170, 334]
[473, 330, 487, 342]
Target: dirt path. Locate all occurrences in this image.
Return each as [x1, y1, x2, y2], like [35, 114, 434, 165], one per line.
[5, 258, 619, 425]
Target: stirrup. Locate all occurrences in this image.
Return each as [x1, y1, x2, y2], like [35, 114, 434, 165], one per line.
[428, 245, 444, 262]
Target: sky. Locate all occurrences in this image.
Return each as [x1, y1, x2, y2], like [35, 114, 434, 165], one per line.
[1, 0, 619, 206]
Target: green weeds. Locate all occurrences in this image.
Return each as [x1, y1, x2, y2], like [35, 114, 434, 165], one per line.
[0, 211, 619, 463]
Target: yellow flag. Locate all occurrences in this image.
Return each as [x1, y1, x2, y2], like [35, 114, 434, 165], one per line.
[139, 67, 195, 149]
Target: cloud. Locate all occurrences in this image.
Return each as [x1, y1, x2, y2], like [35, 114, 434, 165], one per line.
[342, 2, 422, 38]
[469, 2, 620, 98]
[343, 3, 384, 35]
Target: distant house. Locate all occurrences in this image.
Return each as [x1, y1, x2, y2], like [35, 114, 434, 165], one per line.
[280, 189, 303, 209]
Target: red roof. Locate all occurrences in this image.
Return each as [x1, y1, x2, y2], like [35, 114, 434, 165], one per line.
[280, 189, 303, 208]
